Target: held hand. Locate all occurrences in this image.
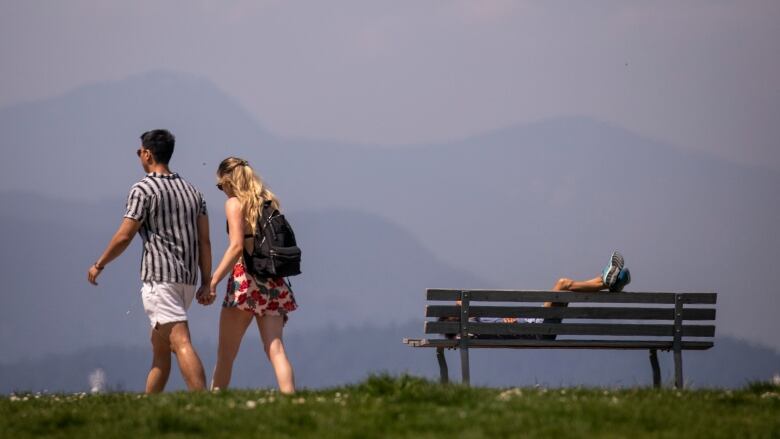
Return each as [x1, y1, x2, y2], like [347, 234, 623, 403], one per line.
[196, 285, 208, 305]
[208, 283, 219, 305]
[197, 284, 217, 306]
[87, 264, 103, 286]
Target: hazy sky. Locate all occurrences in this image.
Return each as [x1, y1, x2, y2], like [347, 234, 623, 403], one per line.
[1, 1, 779, 170]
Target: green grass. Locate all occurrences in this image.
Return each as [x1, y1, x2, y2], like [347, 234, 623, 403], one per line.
[1, 375, 778, 438]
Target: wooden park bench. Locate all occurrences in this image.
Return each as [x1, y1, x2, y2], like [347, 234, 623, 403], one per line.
[403, 289, 717, 388]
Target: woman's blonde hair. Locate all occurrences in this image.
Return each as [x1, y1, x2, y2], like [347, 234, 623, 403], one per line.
[217, 157, 281, 234]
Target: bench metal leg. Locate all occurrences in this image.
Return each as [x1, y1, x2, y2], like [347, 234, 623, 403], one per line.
[458, 291, 471, 386]
[436, 347, 449, 384]
[673, 294, 684, 389]
[649, 349, 661, 388]
[674, 349, 683, 389]
[459, 347, 470, 385]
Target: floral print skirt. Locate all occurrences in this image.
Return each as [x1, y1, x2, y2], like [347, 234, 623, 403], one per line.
[222, 259, 298, 320]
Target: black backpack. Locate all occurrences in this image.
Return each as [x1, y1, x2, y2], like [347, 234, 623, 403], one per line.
[243, 200, 302, 278]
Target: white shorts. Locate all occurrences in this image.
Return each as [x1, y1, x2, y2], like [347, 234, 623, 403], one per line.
[140, 281, 196, 328]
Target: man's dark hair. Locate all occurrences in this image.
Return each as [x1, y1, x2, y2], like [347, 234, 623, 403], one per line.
[139, 129, 175, 164]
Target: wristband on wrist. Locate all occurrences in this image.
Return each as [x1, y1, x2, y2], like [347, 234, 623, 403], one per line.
[94, 261, 105, 270]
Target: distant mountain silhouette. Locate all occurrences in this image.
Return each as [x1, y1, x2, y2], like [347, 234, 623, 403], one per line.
[0, 69, 778, 365]
[1, 322, 777, 393]
[0, 71, 269, 202]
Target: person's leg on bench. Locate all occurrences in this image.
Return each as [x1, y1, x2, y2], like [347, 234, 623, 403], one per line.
[545, 276, 605, 307]
[554, 276, 605, 292]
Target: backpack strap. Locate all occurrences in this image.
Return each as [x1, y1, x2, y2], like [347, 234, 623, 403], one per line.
[262, 199, 274, 213]
[256, 199, 277, 244]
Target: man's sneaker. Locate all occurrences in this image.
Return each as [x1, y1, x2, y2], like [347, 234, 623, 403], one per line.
[601, 251, 625, 288]
[609, 267, 632, 292]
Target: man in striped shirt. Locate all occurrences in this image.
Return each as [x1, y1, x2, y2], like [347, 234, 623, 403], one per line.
[87, 129, 212, 393]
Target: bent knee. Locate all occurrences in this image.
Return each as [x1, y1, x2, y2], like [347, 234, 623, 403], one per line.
[264, 340, 285, 357]
[169, 334, 193, 352]
[555, 278, 574, 290]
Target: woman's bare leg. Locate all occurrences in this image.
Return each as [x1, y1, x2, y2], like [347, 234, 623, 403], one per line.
[257, 315, 295, 394]
[211, 307, 253, 390]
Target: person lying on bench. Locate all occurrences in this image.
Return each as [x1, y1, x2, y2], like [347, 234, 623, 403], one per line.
[444, 251, 631, 340]
[542, 249, 632, 308]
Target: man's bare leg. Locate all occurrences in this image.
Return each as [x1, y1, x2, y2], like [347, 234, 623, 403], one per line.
[146, 328, 172, 394]
[156, 321, 207, 391]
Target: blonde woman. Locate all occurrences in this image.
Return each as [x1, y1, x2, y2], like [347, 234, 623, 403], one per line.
[202, 157, 298, 393]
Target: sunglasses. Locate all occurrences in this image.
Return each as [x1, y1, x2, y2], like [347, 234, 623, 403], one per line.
[136, 148, 142, 157]
[216, 183, 224, 191]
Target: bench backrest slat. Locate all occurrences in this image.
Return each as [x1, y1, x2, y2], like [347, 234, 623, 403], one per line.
[425, 305, 716, 321]
[425, 321, 716, 338]
[676, 293, 718, 304]
[427, 289, 716, 304]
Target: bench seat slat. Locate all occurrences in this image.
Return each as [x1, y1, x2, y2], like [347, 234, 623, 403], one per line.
[425, 321, 716, 337]
[403, 338, 714, 350]
[427, 289, 716, 305]
[425, 305, 716, 321]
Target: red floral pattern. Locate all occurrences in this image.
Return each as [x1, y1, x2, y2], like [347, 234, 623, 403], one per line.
[223, 260, 298, 320]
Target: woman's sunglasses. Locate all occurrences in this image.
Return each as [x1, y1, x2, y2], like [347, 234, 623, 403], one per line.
[216, 183, 224, 191]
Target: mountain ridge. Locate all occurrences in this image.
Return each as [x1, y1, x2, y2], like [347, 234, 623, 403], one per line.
[3, 69, 772, 177]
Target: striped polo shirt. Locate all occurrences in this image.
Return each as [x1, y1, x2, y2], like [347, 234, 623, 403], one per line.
[124, 172, 208, 285]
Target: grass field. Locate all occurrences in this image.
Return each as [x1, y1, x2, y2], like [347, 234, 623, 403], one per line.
[1, 375, 778, 438]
